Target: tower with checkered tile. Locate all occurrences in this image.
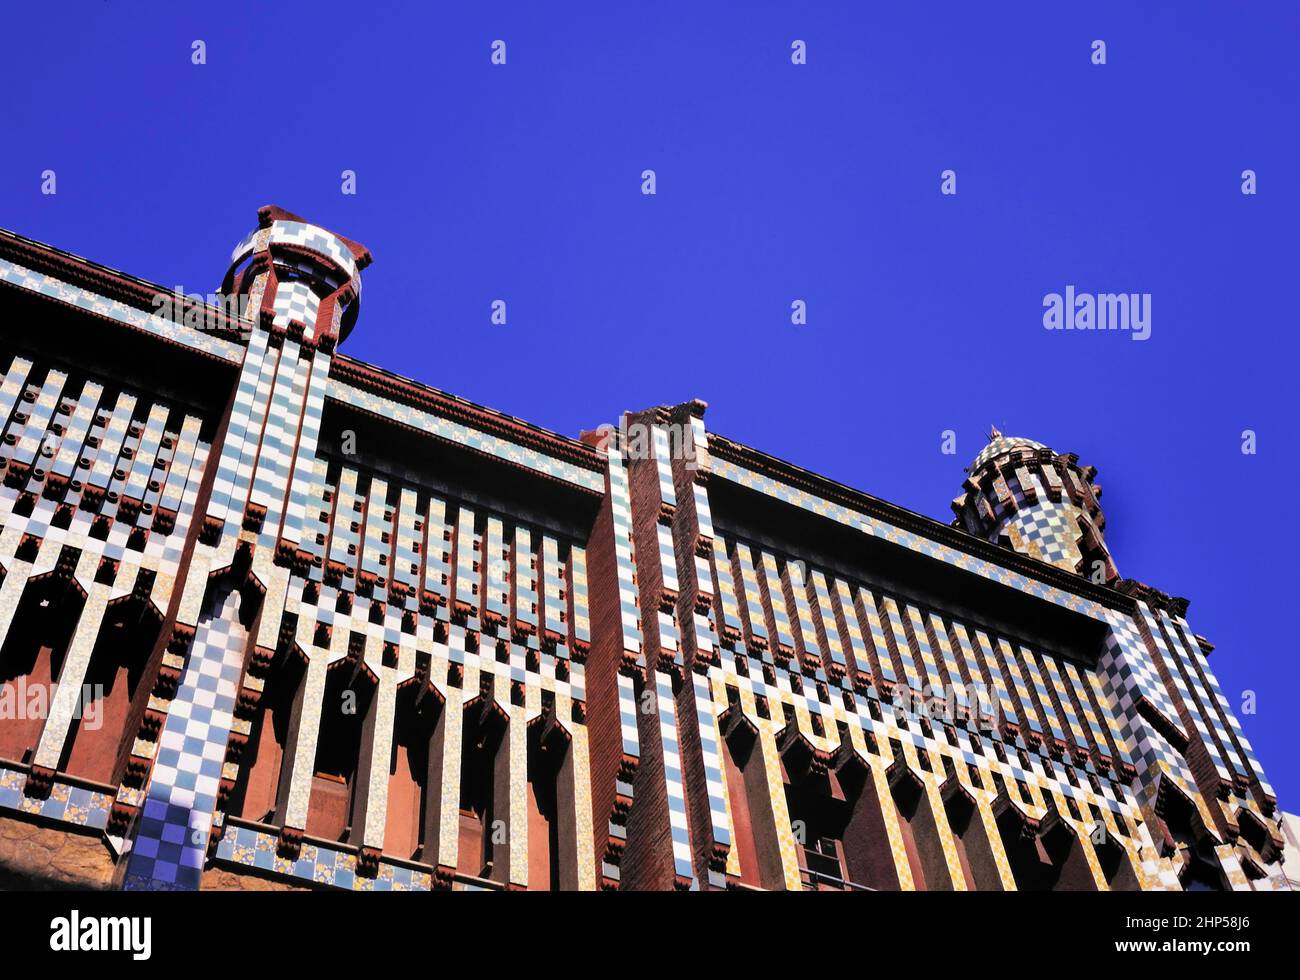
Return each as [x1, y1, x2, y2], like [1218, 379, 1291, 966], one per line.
[952, 428, 1118, 585]
[117, 207, 374, 889]
[0, 205, 610, 891]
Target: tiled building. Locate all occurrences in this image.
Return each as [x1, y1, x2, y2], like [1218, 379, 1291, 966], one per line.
[0, 208, 1288, 891]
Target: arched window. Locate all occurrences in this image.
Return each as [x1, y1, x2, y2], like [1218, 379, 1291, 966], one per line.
[941, 782, 1003, 890]
[779, 729, 900, 891]
[1161, 787, 1228, 891]
[995, 794, 1098, 890]
[384, 680, 441, 861]
[456, 698, 507, 881]
[525, 712, 570, 891]
[887, 764, 954, 890]
[717, 706, 784, 889]
[59, 595, 161, 784]
[230, 646, 307, 825]
[305, 659, 377, 843]
[0, 571, 85, 765]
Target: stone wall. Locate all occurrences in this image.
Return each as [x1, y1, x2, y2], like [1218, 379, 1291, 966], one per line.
[0, 813, 116, 890]
[201, 866, 313, 891]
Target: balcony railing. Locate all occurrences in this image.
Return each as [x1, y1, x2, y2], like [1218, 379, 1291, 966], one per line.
[798, 865, 876, 892]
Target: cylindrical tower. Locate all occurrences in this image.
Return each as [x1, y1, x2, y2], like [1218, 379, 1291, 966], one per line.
[222, 205, 371, 351]
[951, 427, 1118, 584]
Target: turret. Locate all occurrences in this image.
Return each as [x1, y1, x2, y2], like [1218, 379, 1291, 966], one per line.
[952, 427, 1118, 584]
[221, 205, 371, 351]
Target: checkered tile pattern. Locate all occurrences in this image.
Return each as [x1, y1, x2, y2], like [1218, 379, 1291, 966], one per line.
[269, 220, 359, 279]
[215, 822, 433, 890]
[329, 378, 606, 493]
[969, 434, 1046, 472]
[692, 672, 731, 855]
[1145, 608, 1235, 786]
[1, 767, 113, 828]
[607, 448, 644, 657]
[206, 329, 274, 531]
[231, 219, 359, 280]
[711, 457, 1104, 620]
[4, 220, 1290, 894]
[1097, 610, 1196, 799]
[0, 357, 209, 567]
[655, 670, 696, 886]
[271, 280, 321, 334]
[1005, 501, 1083, 568]
[952, 434, 1119, 582]
[652, 426, 678, 506]
[760, 551, 795, 651]
[1174, 613, 1275, 803]
[251, 343, 322, 550]
[711, 534, 744, 638]
[692, 504, 1278, 888]
[123, 592, 246, 890]
[733, 542, 770, 645]
[570, 546, 591, 647]
[0, 258, 245, 363]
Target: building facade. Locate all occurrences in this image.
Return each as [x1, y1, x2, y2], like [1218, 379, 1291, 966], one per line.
[0, 208, 1288, 891]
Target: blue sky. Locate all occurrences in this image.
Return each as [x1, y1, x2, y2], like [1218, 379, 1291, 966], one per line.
[3, 2, 1298, 805]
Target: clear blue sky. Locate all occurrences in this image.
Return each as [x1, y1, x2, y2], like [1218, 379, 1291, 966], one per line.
[3, 2, 1297, 806]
